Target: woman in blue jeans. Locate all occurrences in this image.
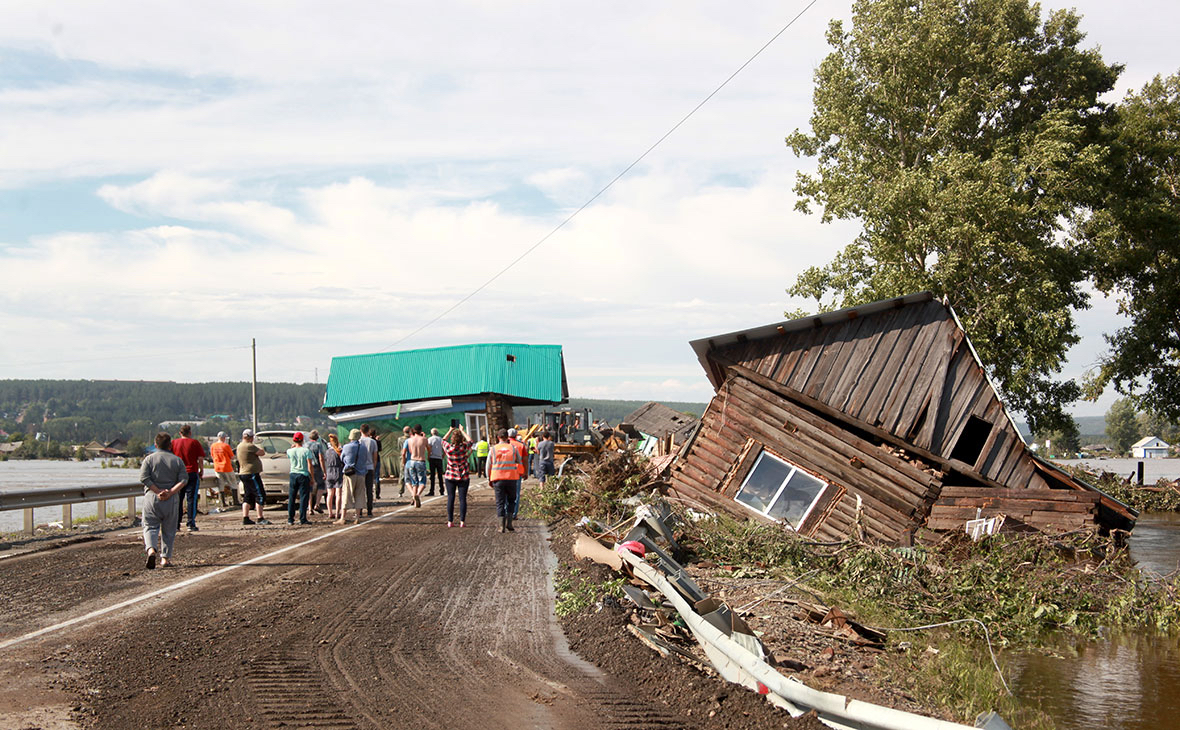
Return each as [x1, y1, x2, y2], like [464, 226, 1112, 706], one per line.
[441, 426, 472, 527]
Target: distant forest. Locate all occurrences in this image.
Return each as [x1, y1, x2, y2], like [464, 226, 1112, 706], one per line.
[0, 380, 327, 443]
[0, 380, 707, 445]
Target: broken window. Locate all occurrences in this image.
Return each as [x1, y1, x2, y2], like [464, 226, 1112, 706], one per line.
[949, 415, 992, 467]
[734, 450, 830, 529]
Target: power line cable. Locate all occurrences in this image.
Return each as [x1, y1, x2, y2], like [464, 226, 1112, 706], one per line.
[383, 0, 822, 351]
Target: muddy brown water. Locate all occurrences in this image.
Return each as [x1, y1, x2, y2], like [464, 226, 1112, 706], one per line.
[1010, 512, 1180, 730]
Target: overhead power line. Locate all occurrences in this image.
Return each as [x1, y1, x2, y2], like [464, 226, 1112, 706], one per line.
[383, 0, 822, 351]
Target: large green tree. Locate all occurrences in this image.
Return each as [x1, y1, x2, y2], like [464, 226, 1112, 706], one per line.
[1105, 397, 1141, 453]
[1078, 73, 1180, 419]
[786, 0, 1120, 432]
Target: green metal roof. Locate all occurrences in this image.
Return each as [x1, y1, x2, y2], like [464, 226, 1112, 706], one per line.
[323, 343, 567, 411]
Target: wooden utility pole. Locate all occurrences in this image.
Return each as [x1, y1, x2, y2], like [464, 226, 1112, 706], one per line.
[251, 338, 258, 434]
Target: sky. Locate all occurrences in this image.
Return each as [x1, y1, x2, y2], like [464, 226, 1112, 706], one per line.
[0, 1, 1176, 418]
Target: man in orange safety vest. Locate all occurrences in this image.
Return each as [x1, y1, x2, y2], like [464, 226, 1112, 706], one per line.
[486, 428, 525, 533]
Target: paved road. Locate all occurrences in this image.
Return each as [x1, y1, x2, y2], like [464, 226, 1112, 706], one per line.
[0, 487, 683, 729]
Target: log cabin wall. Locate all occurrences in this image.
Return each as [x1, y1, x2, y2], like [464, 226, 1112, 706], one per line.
[707, 298, 1049, 492]
[668, 374, 941, 543]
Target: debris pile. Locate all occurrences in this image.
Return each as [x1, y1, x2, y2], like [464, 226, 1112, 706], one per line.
[573, 503, 1008, 730]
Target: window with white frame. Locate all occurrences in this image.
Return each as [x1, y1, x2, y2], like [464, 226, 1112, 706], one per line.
[734, 451, 830, 528]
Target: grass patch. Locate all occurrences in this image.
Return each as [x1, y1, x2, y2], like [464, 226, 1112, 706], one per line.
[553, 566, 625, 618]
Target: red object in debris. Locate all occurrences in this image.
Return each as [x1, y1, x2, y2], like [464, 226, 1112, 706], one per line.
[757, 682, 769, 695]
[617, 540, 646, 557]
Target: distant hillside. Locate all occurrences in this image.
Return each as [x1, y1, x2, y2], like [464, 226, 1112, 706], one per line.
[0, 379, 326, 442]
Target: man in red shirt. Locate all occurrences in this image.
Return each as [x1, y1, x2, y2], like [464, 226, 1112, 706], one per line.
[170, 424, 207, 531]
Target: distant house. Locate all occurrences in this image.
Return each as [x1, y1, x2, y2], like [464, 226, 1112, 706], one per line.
[322, 343, 568, 443]
[83, 440, 106, 457]
[621, 402, 699, 456]
[668, 292, 1136, 542]
[1131, 436, 1170, 459]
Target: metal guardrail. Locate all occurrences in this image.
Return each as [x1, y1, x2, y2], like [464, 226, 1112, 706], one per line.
[0, 476, 219, 537]
[0, 483, 143, 511]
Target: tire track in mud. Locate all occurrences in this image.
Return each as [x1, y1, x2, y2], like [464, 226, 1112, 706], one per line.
[10, 489, 687, 729]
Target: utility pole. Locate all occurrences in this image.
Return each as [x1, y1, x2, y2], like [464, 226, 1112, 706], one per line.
[251, 338, 258, 434]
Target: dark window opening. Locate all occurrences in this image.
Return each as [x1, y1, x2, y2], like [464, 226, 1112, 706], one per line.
[949, 415, 992, 466]
[906, 400, 929, 441]
[506, 354, 516, 363]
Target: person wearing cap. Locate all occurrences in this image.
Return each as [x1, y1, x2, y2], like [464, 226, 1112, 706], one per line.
[487, 428, 525, 533]
[210, 431, 237, 508]
[339, 428, 371, 523]
[286, 432, 314, 525]
[139, 432, 187, 568]
[237, 429, 270, 525]
[306, 430, 328, 514]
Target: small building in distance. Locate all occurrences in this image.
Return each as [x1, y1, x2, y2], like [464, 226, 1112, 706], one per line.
[668, 292, 1136, 543]
[1131, 436, 1170, 459]
[620, 402, 699, 456]
[322, 343, 568, 449]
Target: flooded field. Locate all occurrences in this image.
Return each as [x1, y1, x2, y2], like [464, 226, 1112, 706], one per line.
[0, 459, 145, 534]
[1054, 457, 1180, 483]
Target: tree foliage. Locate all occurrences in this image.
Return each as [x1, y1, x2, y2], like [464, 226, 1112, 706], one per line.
[1104, 397, 1141, 453]
[786, 0, 1120, 432]
[1034, 415, 1080, 456]
[1078, 73, 1180, 419]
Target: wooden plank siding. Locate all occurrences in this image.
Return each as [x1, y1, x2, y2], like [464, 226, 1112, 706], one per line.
[678, 295, 1137, 540]
[668, 375, 937, 542]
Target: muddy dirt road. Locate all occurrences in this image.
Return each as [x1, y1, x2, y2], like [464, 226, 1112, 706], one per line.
[0, 487, 691, 729]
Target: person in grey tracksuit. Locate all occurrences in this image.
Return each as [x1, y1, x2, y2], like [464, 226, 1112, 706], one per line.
[139, 432, 188, 569]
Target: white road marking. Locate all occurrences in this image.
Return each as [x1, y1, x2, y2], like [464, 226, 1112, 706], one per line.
[0, 490, 461, 652]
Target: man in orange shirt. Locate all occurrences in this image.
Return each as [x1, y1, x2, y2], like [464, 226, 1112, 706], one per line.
[210, 431, 237, 508]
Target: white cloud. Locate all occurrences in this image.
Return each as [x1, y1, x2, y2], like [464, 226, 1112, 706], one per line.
[1, 0, 1178, 408]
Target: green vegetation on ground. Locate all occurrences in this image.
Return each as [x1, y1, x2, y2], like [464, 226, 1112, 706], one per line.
[525, 452, 1179, 728]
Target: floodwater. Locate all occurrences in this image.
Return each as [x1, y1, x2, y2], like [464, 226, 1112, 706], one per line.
[0, 459, 146, 535]
[1009, 512, 1180, 730]
[1010, 633, 1180, 730]
[1054, 457, 1180, 484]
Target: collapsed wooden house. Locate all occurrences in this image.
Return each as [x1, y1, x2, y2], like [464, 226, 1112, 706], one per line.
[668, 292, 1136, 543]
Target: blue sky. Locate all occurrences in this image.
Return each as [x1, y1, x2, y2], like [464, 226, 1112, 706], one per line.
[1, 1, 1177, 418]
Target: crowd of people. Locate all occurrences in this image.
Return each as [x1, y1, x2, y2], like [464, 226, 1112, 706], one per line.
[138, 422, 559, 568]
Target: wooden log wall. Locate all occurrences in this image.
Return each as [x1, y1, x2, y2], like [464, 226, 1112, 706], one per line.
[668, 374, 941, 543]
[927, 486, 1099, 533]
[711, 300, 1049, 492]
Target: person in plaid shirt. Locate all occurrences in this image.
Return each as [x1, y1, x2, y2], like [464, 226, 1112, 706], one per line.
[441, 425, 472, 528]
